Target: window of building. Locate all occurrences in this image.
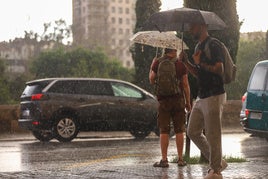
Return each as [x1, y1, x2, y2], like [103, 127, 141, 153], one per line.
[112, 6, 115, 13]
[126, 0, 129, 3]
[126, 18, 130, 25]
[118, 7, 123, 14]
[119, 18, 123, 24]
[126, 29, 130, 34]
[119, 40, 123, 45]
[111, 17, 116, 23]
[112, 39, 116, 46]
[125, 8, 129, 14]
[119, 28, 123, 34]
[126, 61, 131, 68]
[118, 0, 123, 3]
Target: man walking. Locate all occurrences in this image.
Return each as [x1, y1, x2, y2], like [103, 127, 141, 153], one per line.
[180, 23, 228, 179]
[149, 48, 191, 167]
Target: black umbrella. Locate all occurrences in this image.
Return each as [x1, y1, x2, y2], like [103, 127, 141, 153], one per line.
[142, 7, 227, 32]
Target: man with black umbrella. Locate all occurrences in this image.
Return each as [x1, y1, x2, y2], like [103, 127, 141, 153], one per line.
[179, 23, 228, 179]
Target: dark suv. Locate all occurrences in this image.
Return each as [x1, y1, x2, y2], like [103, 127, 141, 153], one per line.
[19, 78, 158, 142]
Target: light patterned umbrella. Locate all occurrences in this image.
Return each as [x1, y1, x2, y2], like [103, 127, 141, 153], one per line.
[129, 31, 188, 50]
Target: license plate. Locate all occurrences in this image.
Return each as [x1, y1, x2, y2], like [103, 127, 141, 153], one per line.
[250, 112, 262, 120]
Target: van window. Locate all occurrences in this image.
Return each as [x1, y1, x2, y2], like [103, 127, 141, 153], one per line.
[249, 66, 268, 90]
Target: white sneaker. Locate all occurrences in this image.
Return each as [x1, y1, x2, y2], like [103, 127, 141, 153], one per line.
[204, 169, 223, 179]
[220, 159, 228, 172]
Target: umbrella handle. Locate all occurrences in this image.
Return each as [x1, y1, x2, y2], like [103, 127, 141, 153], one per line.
[182, 32, 184, 51]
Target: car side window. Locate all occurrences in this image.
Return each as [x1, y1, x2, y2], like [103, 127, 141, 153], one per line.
[111, 82, 143, 98]
[48, 81, 76, 94]
[75, 80, 113, 96]
[249, 66, 268, 90]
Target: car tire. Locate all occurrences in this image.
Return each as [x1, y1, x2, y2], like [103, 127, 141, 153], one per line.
[53, 115, 79, 142]
[32, 130, 54, 142]
[129, 127, 151, 139]
[154, 128, 175, 138]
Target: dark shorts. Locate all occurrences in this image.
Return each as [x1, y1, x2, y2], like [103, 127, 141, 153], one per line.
[157, 95, 186, 134]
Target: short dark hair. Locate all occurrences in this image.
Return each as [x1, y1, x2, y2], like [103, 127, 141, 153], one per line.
[164, 48, 177, 54]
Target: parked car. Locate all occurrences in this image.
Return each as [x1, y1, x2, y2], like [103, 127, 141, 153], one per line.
[240, 60, 268, 141]
[18, 78, 159, 142]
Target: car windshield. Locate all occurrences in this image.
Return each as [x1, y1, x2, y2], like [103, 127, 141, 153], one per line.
[248, 65, 268, 91]
[22, 81, 50, 96]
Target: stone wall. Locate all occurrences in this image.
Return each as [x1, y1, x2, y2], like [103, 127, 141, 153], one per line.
[0, 100, 242, 134]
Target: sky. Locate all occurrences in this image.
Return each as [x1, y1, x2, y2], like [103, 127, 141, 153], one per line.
[0, 0, 267, 42]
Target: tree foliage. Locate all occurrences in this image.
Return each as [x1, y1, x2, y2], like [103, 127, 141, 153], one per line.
[131, 0, 161, 92]
[228, 36, 266, 99]
[30, 48, 134, 82]
[0, 60, 10, 104]
[24, 19, 72, 45]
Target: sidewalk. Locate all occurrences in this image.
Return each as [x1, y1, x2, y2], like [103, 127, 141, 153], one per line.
[0, 127, 245, 142]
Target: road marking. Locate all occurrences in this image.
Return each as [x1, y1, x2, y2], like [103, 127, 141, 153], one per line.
[64, 153, 147, 169]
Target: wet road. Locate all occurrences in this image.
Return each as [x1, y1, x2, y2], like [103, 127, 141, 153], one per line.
[0, 130, 267, 178]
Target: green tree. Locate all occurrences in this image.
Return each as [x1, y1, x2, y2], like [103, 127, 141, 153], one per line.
[183, 0, 240, 99]
[131, 0, 161, 92]
[231, 36, 266, 99]
[24, 19, 72, 45]
[0, 60, 10, 104]
[30, 48, 133, 81]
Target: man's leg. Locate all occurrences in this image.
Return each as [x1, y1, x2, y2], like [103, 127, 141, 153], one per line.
[175, 132, 184, 160]
[187, 99, 210, 160]
[203, 93, 226, 172]
[160, 134, 169, 161]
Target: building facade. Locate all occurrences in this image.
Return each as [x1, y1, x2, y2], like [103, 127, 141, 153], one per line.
[72, 0, 136, 68]
[0, 38, 55, 73]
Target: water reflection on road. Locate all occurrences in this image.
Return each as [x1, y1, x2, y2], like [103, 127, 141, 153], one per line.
[0, 131, 267, 174]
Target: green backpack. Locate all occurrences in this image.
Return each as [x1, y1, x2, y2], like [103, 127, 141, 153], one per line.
[155, 57, 181, 96]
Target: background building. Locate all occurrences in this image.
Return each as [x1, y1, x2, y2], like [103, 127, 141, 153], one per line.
[0, 38, 55, 73]
[72, 0, 136, 68]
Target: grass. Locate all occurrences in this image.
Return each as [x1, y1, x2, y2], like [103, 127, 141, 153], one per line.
[171, 155, 247, 164]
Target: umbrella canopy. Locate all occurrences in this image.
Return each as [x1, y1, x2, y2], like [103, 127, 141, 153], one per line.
[129, 31, 188, 50]
[142, 7, 227, 32]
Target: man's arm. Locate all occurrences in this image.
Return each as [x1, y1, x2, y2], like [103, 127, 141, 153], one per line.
[199, 61, 224, 76]
[179, 51, 198, 77]
[182, 74, 191, 112]
[149, 58, 157, 84]
[149, 70, 156, 85]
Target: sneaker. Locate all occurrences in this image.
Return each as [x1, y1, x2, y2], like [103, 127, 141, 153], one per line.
[177, 159, 187, 167]
[153, 159, 169, 168]
[204, 169, 223, 179]
[220, 159, 228, 172]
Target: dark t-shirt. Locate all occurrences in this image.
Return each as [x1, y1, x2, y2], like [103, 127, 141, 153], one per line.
[151, 55, 187, 100]
[195, 36, 225, 99]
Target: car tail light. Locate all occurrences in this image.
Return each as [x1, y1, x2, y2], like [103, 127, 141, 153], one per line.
[242, 95, 247, 103]
[32, 121, 40, 125]
[31, 94, 43, 101]
[245, 109, 249, 117]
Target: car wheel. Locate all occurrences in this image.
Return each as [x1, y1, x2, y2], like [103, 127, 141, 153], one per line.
[53, 115, 79, 142]
[154, 128, 175, 138]
[129, 128, 151, 139]
[32, 130, 54, 142]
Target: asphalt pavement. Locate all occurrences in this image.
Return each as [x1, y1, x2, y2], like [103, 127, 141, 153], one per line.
[0, 128, 267, 179]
